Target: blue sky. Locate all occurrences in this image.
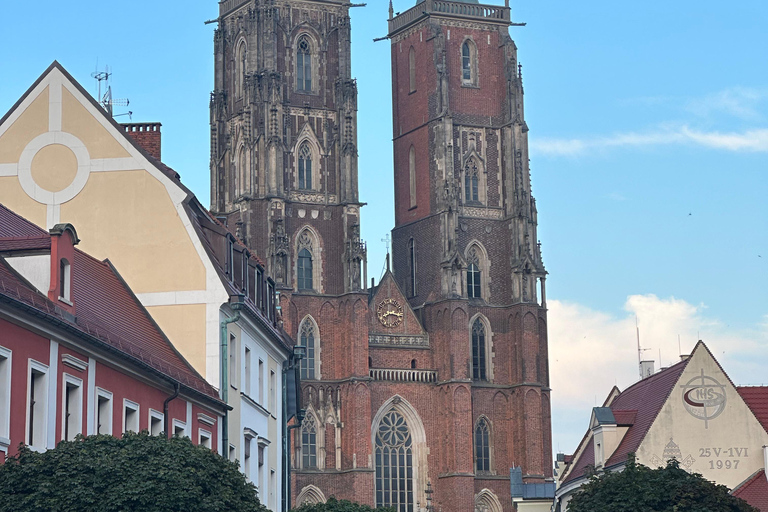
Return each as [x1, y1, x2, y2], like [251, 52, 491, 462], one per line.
[1, 1, 766, 460]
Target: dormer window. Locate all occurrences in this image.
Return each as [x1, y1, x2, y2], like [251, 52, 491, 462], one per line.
[226, 237, 234, 277]
[59, 259, 71, 302]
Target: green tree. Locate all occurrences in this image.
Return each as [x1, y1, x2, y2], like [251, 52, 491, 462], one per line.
[0, 432, 267, 512]
[292, 496, 395, 512]
[568, 454, 758, 512]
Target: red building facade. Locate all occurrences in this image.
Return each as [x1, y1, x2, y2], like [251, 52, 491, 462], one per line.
[0, 205, 226, 462]
[210, 1, 551, 510]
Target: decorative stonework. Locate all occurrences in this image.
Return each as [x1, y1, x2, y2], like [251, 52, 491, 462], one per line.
[461, 206, 503, 219]
[369, 334, 429, 348]
[289, 191, 336, 204]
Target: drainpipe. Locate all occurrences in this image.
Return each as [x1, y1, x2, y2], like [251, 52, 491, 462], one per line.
[221, 294, 244, 457]
[163, 382, 180, 437]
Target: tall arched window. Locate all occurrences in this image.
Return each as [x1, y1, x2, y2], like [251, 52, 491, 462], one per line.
[299, 320, 316, 379]
[298, 142, 313, 190]
[462, 42, 471, 81]
[472, 319, 487, 381]
[464, 157, 479, 203]
[409, 238, 417, 297]
[467, 263, 481, 299]
[298, 248, 313, 291]
[235, 40, 247, 99]
[297, 36, 312, 92]
[375, 409, 414, 512]
[474, 418, 491, 473]
[238, 145, 248, 196]
[301, 414, 317, 468]
[408, 46, 416, 93]
[408, 145, 416, 208]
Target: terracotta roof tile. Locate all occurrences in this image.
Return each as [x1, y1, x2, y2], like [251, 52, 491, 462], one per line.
[0, 203, 49, 237]
[737, 386, 768, 432]
[562, 359, 690, 485]
[0, 207, 221, 403]
[732, 470, 768, 511]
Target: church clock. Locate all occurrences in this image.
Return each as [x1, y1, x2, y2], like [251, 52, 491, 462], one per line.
[377, 298, 404, 328]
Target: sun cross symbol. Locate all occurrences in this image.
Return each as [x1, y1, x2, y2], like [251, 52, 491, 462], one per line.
[679, 369, 727, 429]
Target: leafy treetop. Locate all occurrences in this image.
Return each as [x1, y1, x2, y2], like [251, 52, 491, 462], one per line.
[292, 497, 395, 512]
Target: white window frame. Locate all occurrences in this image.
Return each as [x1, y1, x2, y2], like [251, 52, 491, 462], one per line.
[59, 258, 72, 303]
[26, 359, 49, 451]
[123, 399, 139, 433]
[199, 429, 212, 449]
[229, 333, 237, 390]
[244, 346, 252, 397]
[0, 346, 11, 451]
[258, 359, 264, 405]
[172, 418, 187, 438]
[95, 388, 113, 435]
[269, 370, 276, 414]
[61, 373, 83, 441]
[149, 408, 164, 436]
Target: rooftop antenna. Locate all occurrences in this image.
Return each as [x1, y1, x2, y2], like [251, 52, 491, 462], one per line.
[636, 316, 651, 379]
[91, 65, 131, 119]
[381, 233, 391, 274]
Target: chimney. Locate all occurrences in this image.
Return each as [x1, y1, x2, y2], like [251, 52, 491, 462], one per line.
[640, 360, 655, 379]
[121, 123, 162, 160]
[49, 224, 79, 315]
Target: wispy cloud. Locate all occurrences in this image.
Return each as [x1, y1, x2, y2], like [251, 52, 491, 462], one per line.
[531, 126, 768, 156]
[548, 295, 768, 453]
[685, 87, 768, 120]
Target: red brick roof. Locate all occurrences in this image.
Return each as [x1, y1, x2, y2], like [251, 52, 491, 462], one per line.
[732, 470, 768, 512]
[562, 358, 690, 485]
[0, 203, 222, 404]
[737, 386, 768, 432]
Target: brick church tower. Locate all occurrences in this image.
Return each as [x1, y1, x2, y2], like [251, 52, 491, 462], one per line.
[210, 0, 552, 510]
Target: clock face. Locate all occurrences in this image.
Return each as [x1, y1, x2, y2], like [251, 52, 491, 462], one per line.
[377, 298, 404, 328]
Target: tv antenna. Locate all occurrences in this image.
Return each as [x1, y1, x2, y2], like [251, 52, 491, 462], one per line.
[91, 65, 132, 119]
[636, 316, 651, 379]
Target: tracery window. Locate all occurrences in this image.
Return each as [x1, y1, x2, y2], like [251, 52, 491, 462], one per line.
[299, 320, 316, 380]
[298, 142, 313, 190]
[298, 248, 313, 291]
[409, 238, 417, 297]
[375, 409, 414, 512]
[464, 157, 479, 203]
[236, 41, 247, 98]
[467, 248, 481, 299]
[297, 36, 312, 92]
[408, 46, 416, 93]
[301, 414, 317, 468]
[472, 319, 487, 381]
[408, 145, 416, 208]
[474, 418, 491, 472]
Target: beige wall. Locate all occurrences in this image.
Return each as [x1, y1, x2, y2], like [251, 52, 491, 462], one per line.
[637, 345, 768, 489]
[146, 304, 207, 375]
[0, 87, 49, 163]
[0, 177, 47, 227]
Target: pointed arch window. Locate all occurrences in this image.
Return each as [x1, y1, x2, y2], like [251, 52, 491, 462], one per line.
[409, 238, 417, 297]
[466, 247, 481, 299]
[464, 157, 479, 203]
[299, 320, 316, 380]
[301, 414, 317, 468]
[236, 40, 247, 98]
[297, 36, 312, 92]
[408, 145, 416, 208]
[298, 143, 313, 190]
[375, 409, 414, 512]
[297, 248, 313, 291]
[472, 319, 487, 381]
[461, 39, 477, 86]
[408, 46, 416, 93]
[474, 418, 491, 473]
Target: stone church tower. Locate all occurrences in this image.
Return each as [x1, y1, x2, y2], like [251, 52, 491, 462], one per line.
[210, 0, 552, 510]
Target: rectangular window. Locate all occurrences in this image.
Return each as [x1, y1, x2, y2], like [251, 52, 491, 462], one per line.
[62, 374, 83, 441]
[247, 265, 256, 303]
[269, 370, 276, 413]
[256, 268, 264, 311]
[229, 444, 236, 462]
[258, 445, 266, 492]
[149, 409, 164, 436]
[27, 360, 49, 450]
[258, 360, 264, 405]
[244, 347, 251, 396]
[173, 419, 186, 438]
[244, 436, 252, 478]
[123, 399, 139, 433]
[270, 469, 276, 509]
[199, 429, 212, 449]
[229, 334, 237, 389]
[96, 389, 113, 435]
[0, 347, 11, 443]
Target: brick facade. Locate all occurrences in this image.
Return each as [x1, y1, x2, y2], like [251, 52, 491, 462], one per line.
[211, 1, 552, 510]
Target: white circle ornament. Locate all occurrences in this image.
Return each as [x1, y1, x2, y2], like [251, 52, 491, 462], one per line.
[17, 132, 91, 205]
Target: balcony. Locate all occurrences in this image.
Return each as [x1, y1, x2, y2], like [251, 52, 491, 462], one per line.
[370, 368, 438, 383]
[389, 0, 511, 36]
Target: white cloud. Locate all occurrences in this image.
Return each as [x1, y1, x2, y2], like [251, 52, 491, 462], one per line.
[548, 295, 768, 455]
[685, 87, 768, 120]
[531, 126, 768, 156]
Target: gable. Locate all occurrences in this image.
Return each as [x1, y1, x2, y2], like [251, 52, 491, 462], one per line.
[636, 343, 768, 489]
[369, 271, 426, 339]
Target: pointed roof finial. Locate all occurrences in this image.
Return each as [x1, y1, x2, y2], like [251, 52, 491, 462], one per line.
[389, 0, 394, 19]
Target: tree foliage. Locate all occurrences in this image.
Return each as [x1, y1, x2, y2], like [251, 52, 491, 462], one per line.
[292, 496, 395, 512]
[0, 432, 267, 512]
[568, 454, 758, 512]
